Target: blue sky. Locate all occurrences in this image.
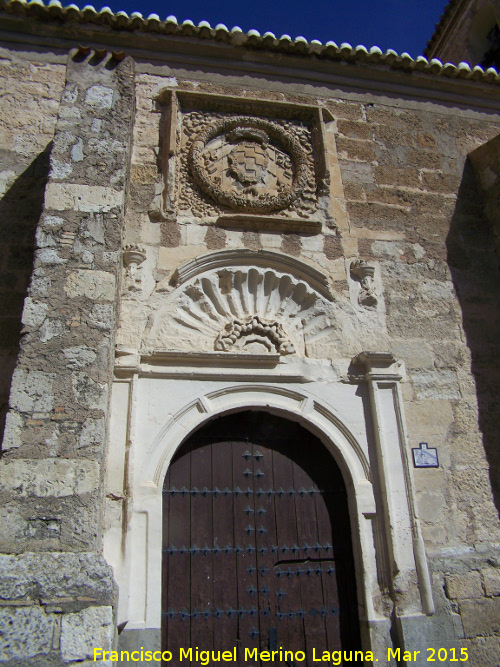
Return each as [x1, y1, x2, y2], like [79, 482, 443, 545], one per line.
[71, 0, 450, 58]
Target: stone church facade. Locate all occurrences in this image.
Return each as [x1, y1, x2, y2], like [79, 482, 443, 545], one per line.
[0, 0, 500, 664]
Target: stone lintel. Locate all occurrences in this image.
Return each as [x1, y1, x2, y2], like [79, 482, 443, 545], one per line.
[143, 350, 281, 367]
[216, 214, 322, 235]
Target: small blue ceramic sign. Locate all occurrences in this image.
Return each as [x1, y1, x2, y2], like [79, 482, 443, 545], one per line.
[412, 443, 439, 468]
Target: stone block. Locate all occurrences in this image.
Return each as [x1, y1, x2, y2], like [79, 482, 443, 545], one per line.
[390, 338, 435, 369]
[0, 459, 100, 498]
[9, 368, 55, 413]
[464, 636, 500, 667]
[40, 316, 64, 342]
[324, 100, 365, 121]
[409, 370, 460, 400]
[21, 297, 48, 328]
[158, 245, 204, 269]
[50, 159, 73, 179]
[84, 85, 114, 109]
[459, 598, 500, 637]
[78, 417, 105, 450]
[406, 399, 454, 440]
[482, 569, 500, 597]
[417, 491, 447, 523]
[65, 270, 116, 301]
[1, 410, 23, 449]
[339, 160, 374, 183]
[63, 346, 97, 369]
[397, 612, 465, 665]
[337, 137, 376, 162]
[445, 572, 483, 600]
[337, 119, 371, 139]
[88, 304, 114, 332]
[0, 553, 116, 603]
[37, 247, 67, 265]
[72, 372, 107, 409]
[0, 606, 56, 661]
[61, 606, 113, 662]
[45, 183, 123, 213]
[374, 165, 421, 188]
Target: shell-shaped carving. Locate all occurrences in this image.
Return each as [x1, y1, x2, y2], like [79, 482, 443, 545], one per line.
[145, 267, 335, 355]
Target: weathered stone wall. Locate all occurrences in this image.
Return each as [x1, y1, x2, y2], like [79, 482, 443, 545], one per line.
[335, 103, 500, 660]
[0, 49, 135, 665]
[0, 50, 66, 443]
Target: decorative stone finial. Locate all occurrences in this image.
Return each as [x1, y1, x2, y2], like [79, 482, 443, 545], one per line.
[350, 259, 378, 309]
[123, 244, 146, 267]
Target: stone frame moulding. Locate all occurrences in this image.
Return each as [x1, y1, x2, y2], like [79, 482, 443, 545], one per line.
[172, 248, 334, 300]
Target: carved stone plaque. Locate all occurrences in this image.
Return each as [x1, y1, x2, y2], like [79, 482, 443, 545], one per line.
[171, 94, 322, 222]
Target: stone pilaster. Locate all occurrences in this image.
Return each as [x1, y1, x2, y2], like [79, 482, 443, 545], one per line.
[0, 50, 135, 665]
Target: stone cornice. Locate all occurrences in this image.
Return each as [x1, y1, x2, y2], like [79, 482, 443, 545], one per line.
[1, 0, 500, 103]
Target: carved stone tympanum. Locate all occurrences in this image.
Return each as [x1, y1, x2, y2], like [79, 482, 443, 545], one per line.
[145, 265, 333, 356]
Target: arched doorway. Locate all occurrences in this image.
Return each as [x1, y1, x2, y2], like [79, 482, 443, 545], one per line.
[162, 411, 361, 663]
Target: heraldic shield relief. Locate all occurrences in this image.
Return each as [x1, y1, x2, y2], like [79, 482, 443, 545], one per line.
[188, 116, 311, 214]
[177, 104, 320, 220]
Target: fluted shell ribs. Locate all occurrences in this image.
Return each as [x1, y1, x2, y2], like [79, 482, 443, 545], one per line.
[145, 267, 335, 356]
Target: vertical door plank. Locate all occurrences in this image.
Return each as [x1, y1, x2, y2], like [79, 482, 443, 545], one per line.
[190, 443, 214, 655]
[232, 438, 259, 664]
[212, 440, 238, 653]
[253, 440, 277, 656]
[163, 450, 192, 661]
[292, 443, 327, 656]
[270, 442, 303, 655]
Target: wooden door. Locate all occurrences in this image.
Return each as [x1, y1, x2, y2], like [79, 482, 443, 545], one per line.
[162, 411, 361, 664]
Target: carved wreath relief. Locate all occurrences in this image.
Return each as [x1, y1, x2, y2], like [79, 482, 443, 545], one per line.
[179, 112, 318, 218]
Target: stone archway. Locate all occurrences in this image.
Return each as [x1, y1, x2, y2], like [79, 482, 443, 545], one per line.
[161, 410, 361, 663]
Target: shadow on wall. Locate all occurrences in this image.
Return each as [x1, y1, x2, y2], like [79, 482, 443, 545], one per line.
[0, 144, 51, 445]
[446, 158, 500, 517]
